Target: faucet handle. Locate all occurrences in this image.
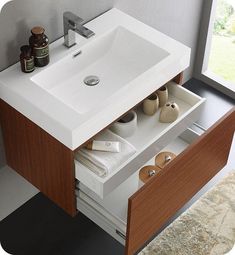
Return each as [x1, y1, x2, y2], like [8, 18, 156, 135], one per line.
[63, 11, 84, 25]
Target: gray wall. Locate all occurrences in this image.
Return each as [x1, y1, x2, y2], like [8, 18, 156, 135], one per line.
[116, 0, 204, 81]
[0, 0, 204, 167]
[0, 0, 115, 71]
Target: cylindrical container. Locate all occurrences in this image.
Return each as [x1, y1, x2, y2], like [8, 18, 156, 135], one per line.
[138, 165, 161, 188]
[157, 85, 168, 107]
[110, 110, 137, 138]
[20, 45, 35, 73]
[142, 93, 159, 116]
[29, 26, 49, 67]
[155, 151, 176, 169]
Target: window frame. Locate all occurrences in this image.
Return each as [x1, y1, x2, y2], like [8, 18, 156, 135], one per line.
[194, 0, 235, 99]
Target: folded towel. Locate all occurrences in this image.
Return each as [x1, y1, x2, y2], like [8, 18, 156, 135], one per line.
[75, 130, 136, 177]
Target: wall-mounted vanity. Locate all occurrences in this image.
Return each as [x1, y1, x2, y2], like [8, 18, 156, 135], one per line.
[0, 8, 234, 255]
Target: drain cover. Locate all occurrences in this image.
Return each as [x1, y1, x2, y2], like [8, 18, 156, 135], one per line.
[84, 75, 100, 86]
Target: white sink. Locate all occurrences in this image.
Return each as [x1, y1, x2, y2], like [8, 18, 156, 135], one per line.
[31, 26, 169, 114]
[0, 8, 191, 149]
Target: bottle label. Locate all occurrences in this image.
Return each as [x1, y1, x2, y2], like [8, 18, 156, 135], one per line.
[24, 58, 35, 72]
[34, 45, 49, 59]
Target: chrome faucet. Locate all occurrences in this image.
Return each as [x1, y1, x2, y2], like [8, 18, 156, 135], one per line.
[63, 11, 95, 48]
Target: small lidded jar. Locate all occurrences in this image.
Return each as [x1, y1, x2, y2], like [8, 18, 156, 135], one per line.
[29, 26, 49, 67]
[138, 165, 161, 188]
[20, 45, 35, 73]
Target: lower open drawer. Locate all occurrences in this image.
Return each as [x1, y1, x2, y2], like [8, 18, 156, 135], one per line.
[76, 131, 195, 245]
[75, 83, 206, 198]
[76, 107, 235, 255]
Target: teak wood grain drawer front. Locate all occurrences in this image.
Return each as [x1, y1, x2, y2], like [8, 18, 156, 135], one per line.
[125, 107, 235, 255]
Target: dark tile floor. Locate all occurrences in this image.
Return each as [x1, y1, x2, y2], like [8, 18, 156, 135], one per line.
[0, 79, 234, 255]
[0, 194, 124, 255]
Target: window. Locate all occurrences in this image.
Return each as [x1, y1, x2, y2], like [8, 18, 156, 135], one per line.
[195, 0, 235, 99]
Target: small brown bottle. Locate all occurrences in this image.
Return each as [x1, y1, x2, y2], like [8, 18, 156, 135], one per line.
[20, 45, 35, 73]
[29, 26, 49, 67]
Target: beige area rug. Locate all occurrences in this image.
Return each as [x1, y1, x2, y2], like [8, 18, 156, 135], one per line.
[139, 171, 235, 255]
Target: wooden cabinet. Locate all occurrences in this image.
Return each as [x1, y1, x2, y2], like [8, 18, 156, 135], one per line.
[1, 74, 234, 254]
[0, 99, 76, 216]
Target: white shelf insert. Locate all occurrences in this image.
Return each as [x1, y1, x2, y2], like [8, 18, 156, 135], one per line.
[75, 83, 206, 198]
[76, 136, 191, 244]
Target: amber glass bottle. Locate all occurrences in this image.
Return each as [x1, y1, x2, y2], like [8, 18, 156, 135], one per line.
[20, 45, 35, 73]
[29, 26, 49, 67]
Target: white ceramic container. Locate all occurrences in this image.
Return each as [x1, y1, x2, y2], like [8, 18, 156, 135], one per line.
[110, 110, 137, 138]
[142, 93, 159, 116]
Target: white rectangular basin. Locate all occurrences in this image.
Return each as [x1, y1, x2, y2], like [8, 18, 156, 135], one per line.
[0, 8, 191, 149]
[31, 27, 169, 114]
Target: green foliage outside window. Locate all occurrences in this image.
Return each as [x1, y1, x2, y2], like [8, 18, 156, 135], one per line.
[214, 0, 234, 35]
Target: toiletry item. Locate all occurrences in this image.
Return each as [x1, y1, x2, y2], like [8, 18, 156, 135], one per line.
[110, 110, 137, 138]
[142, 93, 159, 116]
[85, 140, 120, 153]
[159, 102, 180, 123]
[20, 45, 35, 73]
[138, 165, 161, 188]
[157, 85, 168, 107]
[155, 151, 176, 169]
[29, 26, 49, 67]
[75, 130, 136, 177]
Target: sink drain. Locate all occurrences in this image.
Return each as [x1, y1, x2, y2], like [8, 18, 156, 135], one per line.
[84, 75, 100, 86]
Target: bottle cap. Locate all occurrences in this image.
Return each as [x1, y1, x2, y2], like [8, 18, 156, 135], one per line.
[20, 45, 32, 55]
[31, 26, 45, 35]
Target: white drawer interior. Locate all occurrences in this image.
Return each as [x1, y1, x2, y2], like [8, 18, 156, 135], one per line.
[76, 133, 193, 244]
[75, 83, 206, 198]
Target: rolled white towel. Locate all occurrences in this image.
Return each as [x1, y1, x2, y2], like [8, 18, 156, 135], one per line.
[75, 130, 136, 177]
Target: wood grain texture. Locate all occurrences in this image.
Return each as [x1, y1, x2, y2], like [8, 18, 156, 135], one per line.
[0, 100, 76, 216]
[173, 72, 183, 85]
[125, 107, 235, 255]
[155, 151, 176, 169]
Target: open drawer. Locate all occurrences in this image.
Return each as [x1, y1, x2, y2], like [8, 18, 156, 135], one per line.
[75, 82, 206, 198]
[76, 132, 194, 244]
[76, 108, 235, 255]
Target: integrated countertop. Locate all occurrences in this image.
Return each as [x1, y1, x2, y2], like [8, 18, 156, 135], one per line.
[0, 8, 190, 150]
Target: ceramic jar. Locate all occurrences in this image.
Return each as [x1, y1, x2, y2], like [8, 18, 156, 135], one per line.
[110, 110, 137, 138]
[138, 165, 161, 188]
[157, 86, 168, 107]
[159, 102, 180, 123]
[142, 93, 159, 116]
[155, 151, 176, 168]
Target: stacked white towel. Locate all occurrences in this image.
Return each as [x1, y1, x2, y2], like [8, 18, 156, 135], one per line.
[75, 130, 136, 177]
